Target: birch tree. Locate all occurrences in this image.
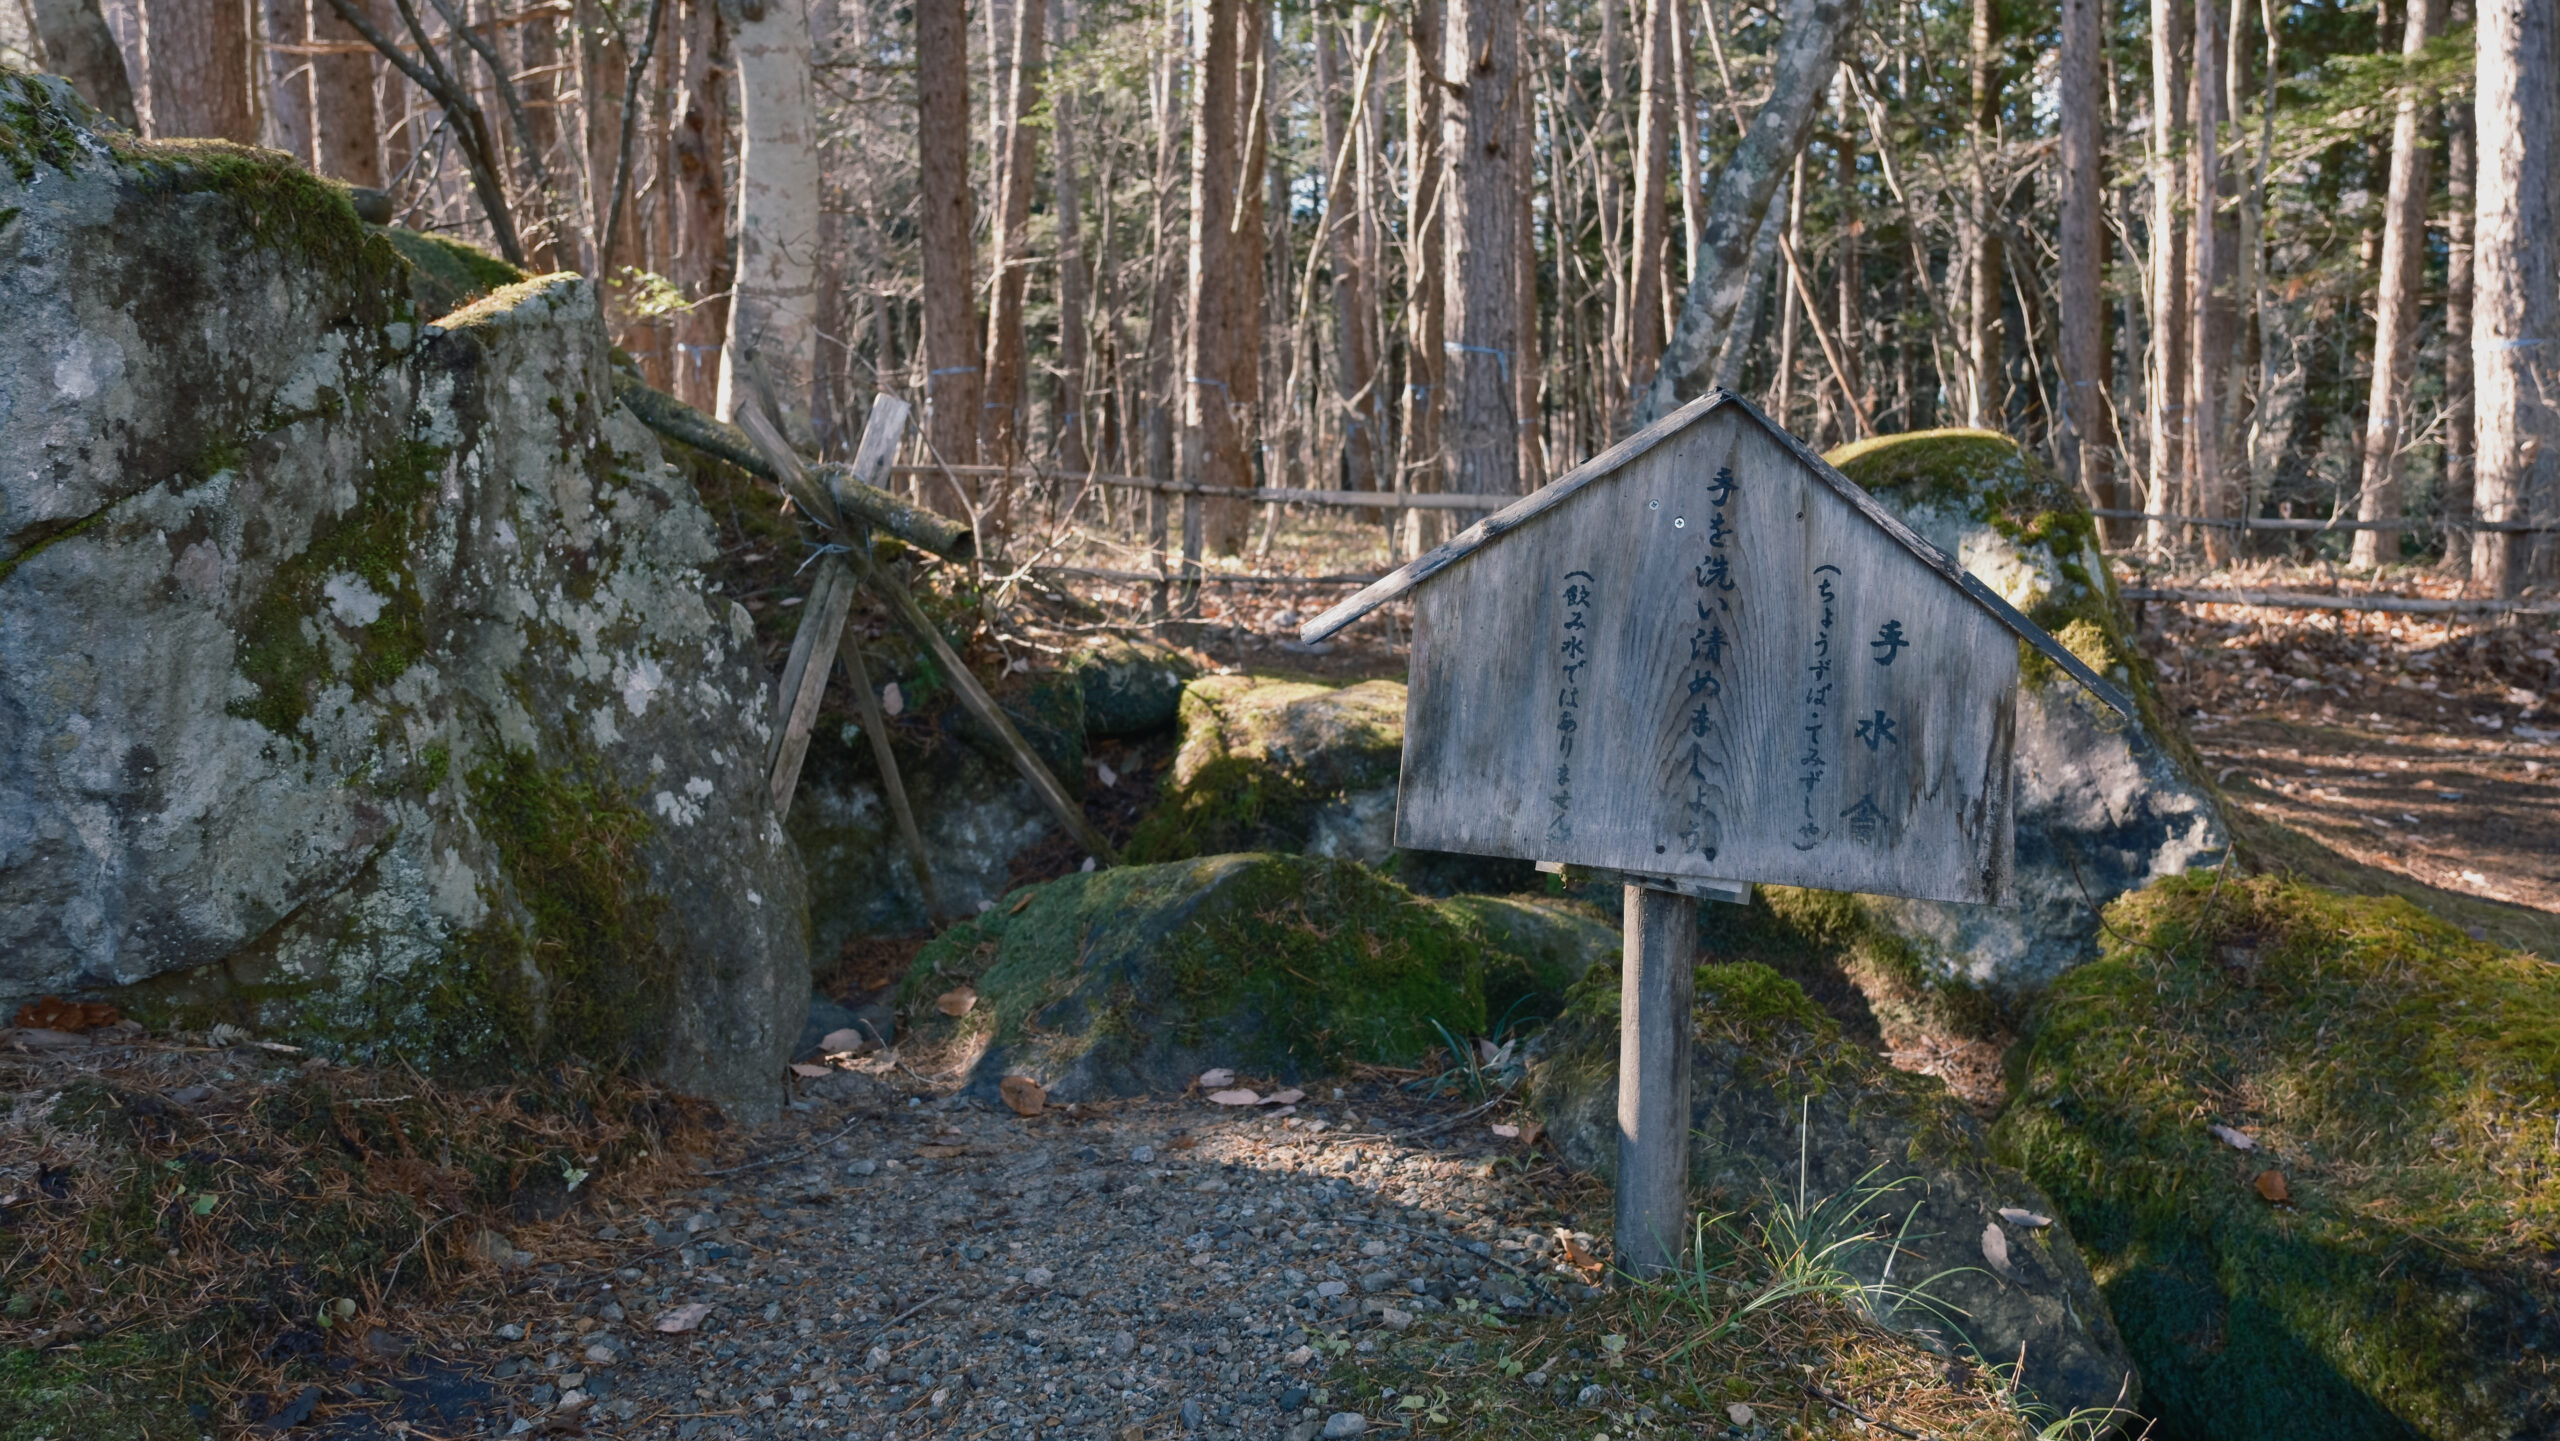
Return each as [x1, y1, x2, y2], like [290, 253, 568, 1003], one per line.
[2471, 0, 2560, 592]
[718, 0, 822, 445]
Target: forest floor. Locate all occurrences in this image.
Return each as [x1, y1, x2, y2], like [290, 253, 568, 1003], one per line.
[2125, 558, 2560, 958]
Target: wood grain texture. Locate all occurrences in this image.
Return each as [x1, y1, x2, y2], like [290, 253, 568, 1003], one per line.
[1617, 884, 1696, 1279]
[769, 563, 856, 816]
[1303, 389, 2129, 719]
[1396, 403, 2020, 904]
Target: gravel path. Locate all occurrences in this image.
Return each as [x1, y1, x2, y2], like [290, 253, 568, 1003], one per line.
[476, 1068, 1597, 1441]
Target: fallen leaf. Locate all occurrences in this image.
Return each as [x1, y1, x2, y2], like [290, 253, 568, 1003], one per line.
[916, 1144, 967, 1159]
[1196, 1068, 1237, 1089]
[1166, 1132, 1198, 1150]
[1097, 761, 1119, 788]
[788, 1062, 832, 1078]
[2254, 1169, 2291, 1204]
[1980, 1220, 2015, 1282]
[1207, 1088, 1261, 1106]
[1558, 1233, 1602, 1278]
[1489, 1123, 1521, 1139]
[1009, 893, 1034, 915]
[2209, 1123, 2258, 1152]
[1997, 1207, 2052, 1229]
[819, 1027, 871, 1054]
[1727, 1403, 1756, 1427]
[1520, 1120, 1544, 1146]
[654, 1303, 713, 1334]
[936, 987, 977, 1018]
[1000, 1075, 1048, 1116]
[1263, 1089, 1306, 1106]
[881, 681, 904, 717]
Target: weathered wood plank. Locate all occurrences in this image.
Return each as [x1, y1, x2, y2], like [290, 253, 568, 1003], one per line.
[1396, 405, 2019, 904]
[766, 560, 844, 770]
[768, 565, 856, 818]
[832, 575, 947, 926]
[1617, 884, 1696, 1279]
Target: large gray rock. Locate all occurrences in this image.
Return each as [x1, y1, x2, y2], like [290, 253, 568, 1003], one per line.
[1531, 959, 2140, 1422]
[1827, 431, 2226, 998]
[0, 76, 806, 1114]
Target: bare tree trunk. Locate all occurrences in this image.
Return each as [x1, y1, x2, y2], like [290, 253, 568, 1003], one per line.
[142, 0, 255, 141]
[2186, 0, 2225, 552]
[308, 0, 382, 185]
[1834, 118, 1865, 420]
[2145, 0, 2188, 551]
[1513, 9, 1543, 486]
[1637, 0, 1858, 422]
[983, 0, 1047, 467]
[30, 0, 138, 128]
[1214, 0, 1268, 551]
[1775, 150, 1805, 429]
[1399, 0, 1446, 551]
[1050, 0, 1092, 475]
[2059, 0, 2116, 521]
[259, 0, 314, 165]
[1316, 19, 1382, 496]
[672, 0, 730, 410]
[718, 0, 820, 447]
[2440, 0, 2476, 556]
[917, 0, 981, 473]
[1626, 0, 1674, 400]
[1965, 0, 1999, 425]
[1441, 0, 1524, 497]
[2471, 0, 2560, 593]
[1181, 0, 1246, 563]
[2352, 0, 2447, 567]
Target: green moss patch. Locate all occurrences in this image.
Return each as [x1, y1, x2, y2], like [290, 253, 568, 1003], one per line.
[374, 226, 529, 320]
[900, 854, 1507, 1094]
[1126, 675, 1406, 861]
[435, 749, 678, 1077]
[228, 439, 445, 737]
[1993, 871, 2560, 1439]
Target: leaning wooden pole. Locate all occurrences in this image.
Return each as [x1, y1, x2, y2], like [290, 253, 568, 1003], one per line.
[1617, 884, 1697, 1278]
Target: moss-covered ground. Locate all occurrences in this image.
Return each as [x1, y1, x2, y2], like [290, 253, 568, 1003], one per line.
[901, 855, 1509, 1083]
[1993, 871, 2560, 1440]
[1125, 676, 1405, 862]
[0, 1046, 710, 1439]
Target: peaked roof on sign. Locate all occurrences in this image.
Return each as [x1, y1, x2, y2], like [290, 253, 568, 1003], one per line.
[1300, 389, 2134, 717]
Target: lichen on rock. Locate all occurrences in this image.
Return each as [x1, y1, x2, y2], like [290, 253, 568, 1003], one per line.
[0, 81, 807, 1115]
[1528, 958, 2140, 1421]
[1994, 872, 2560, 1440]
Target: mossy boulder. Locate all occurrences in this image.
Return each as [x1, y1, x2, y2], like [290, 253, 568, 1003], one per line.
[0, 77, 807, 1114]
[1127, 674, 1407, 862]
[1076, 633, 1199, 736]
[1440, 893, 1622, 1030]
[373, 225, 529, 319]
[1529, 960, 2139, 1421]
[1823, 430, 2226, 999]
[1994, 873, 2560, 1440]
[898, 853, 1606, 1100]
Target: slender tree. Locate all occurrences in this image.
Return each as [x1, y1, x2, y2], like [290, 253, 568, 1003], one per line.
[1441, 0, 1525, 496]
[1626, 0, 1676, 399]
[718, 0, 822, 445]
[2471, 0, 2560, 591]
[672, 0, 732, 409]
[1965, 0, 2001, 424]
[2352, 0, 2448, 567]
[2440, 0, 2477, 547]
[983, 0, 1048, 466]
[1051, 0, 1093, 476]
[1181, 0, 1249, 555]
[917, 0, 982, 473]
[1316, 18, 1383, 496]
[1399, 0, 1446, 545]
[261, 0, 316, 166]
[2058, 0, 2115, 518]
[2144, 0, 2188, 548]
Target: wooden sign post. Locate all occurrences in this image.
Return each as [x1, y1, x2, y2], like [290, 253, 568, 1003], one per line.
[1302, 390, 2128, 1278]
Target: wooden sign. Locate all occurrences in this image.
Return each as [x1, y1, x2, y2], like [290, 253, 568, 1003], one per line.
[1303, 391, 2128, 1279]
[1304, 390, 2126, 906]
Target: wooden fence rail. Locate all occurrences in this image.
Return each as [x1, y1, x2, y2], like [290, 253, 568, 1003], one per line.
[2093, 509, 2560, 535]
[2121, 585, 2560, 617]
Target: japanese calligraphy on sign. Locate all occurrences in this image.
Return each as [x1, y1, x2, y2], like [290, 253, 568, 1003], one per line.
[1305, 391, 2137, 907]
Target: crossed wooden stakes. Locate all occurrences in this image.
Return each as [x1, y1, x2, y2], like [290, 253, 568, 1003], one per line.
[625, 382, 1120, 929]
